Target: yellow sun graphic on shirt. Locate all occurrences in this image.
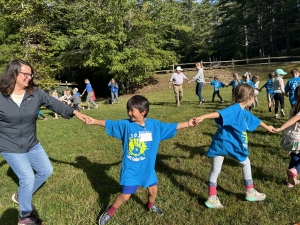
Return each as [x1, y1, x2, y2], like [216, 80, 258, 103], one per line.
[127, 137, 148, 157]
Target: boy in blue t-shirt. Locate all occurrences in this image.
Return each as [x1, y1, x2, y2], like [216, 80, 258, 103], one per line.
[259, 72, 275, 112]
[210, 76, 225, 102]
[285, 68, 300, 106]
[85, 95, 195, 225]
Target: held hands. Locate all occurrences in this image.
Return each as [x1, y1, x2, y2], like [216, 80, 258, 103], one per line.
[265, 125, 276, 133]
[272, 127, 283, 133]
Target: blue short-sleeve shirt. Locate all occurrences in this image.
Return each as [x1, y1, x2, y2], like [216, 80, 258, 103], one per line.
[105, 118, 178, 187]
[206, 104, 261, 162]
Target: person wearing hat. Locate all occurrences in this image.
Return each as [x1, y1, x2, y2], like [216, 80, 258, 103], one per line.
[168, 66, 189, 106]
[273, 68, 287, 119]
[189, 62, 206, 104]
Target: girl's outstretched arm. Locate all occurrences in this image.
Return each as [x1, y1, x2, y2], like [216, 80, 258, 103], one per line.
[195, 112, 220, 124]
[275, 115, 300, 132]
[260, 121, 275, 133]
[177, 118, 196, 130]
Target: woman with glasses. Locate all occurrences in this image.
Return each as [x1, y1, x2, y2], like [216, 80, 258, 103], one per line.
[0, 59, 88, 225]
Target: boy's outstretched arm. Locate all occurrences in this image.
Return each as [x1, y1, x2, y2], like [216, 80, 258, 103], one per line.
[260, 121, 275, 133]
[176, 118, 196, 130]
[85, 117, 106, 127]
[274, 115, 300, 132]
[194, 112, 220, 125]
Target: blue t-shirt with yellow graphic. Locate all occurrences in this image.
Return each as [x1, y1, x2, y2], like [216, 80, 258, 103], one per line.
[105, 119, 178, 187]
[206, 103, 261, 162]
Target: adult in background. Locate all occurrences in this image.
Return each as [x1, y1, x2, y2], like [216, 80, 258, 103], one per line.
[285, 68, 300, 107]
[0, 59, 88, 225]
[81, 79, 98, 110]
[168, 66, 189, 106]
[189, 62, 205, 104]
[273, 68, 287, 119]
[108, 78, 119, 104]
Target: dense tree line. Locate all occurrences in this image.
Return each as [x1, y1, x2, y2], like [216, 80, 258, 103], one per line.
[0, 0, 299, 96]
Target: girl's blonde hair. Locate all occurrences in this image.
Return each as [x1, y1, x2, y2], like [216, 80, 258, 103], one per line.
[52, 91, 58, 98]
[234, 83, 254, 103]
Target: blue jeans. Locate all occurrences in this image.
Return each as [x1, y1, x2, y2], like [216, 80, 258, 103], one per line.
[111, 92, 119, 103]
[1, 143, 53, 217]
[196, 82, 204, 102]
[289, 153, 300, 173]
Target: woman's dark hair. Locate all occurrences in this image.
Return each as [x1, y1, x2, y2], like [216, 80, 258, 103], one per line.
[0, 59, 36, 96]
[293, 86, 300, 117]
[127, 95, 149, 117]
[234, 83, 254, 103]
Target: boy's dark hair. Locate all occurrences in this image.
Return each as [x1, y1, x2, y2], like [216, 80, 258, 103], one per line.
[234, 83, 254, 103]
[268, 72, 274, 79]
[127, 95, 149, 117]
[290, 68, 299, 77]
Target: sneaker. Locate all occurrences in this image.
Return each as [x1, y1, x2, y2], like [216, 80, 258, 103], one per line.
[287, 179, 300, 188]
[281, 109, 286, 117]
[18, 214, 44, 225]
[275, 115, 280, 119]
[245, 188, 266, 201]
[99, 206, 111, 225]
[94, 104, 98, 109]
[12, 193, 36, 211]
[287, 168, 298, 186]
[149, 205, 163, 215]
[268, 107, 272, 112]
[205, 196, 224, 209]
[43, 118, 47, 121]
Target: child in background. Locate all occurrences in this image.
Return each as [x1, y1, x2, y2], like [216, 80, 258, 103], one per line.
[273, 69, 287, 119]
[85, 95, 195, 225]
[67, 89, 82, 112]
[194, 83, 275, 209]
[37, 110, 47, 121]
[51, 91, 59, 119]
[285, 68, 300, 107]
[91, 88, 96, 102]
[209, 76, 225, 103]
[108, 78, 120, 104]
[259, 72, 275, 112]
[74, 88, 84, 110]
[274, 86, 300, 187]
[252, 75, 260, 107]
[226, 73, 240, 104]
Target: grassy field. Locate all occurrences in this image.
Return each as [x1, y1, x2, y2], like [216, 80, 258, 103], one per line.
[1, 66, 300, 225]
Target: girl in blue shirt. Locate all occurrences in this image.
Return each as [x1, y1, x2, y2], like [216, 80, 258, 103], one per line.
[210, 76, 225, 102]
[194, 83, 275, 209]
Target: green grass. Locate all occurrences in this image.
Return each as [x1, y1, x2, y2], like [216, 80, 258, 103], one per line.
[1, 69, 300, 225]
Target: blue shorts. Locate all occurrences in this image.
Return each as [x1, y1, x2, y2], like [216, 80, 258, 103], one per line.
[122, 182, 157, 194]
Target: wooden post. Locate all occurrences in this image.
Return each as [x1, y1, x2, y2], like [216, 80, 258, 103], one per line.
[232, 59, 234, 68]
[268, 55, 270, 68]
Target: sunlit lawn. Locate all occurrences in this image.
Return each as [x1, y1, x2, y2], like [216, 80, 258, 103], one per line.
[1, 66, 300, 225]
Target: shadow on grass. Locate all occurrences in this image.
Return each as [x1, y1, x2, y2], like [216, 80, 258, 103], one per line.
[156, 152, 208, 203]
[49, 156, 146, 222]
[0, 208, 19, 225]
[0, 160, 6, 167]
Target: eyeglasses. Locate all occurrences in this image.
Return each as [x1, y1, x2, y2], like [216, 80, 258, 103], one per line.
[20, 72, 34, 78]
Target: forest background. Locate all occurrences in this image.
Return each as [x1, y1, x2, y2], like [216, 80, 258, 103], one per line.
[0, 0, 300, 96]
